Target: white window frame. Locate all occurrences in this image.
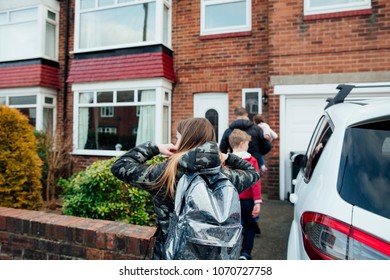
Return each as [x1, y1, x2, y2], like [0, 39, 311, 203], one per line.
[100, 106, 114, 117]
[74, 0, 172, 53]
[304, 0, 372, 16]
[98, 127, 117, 134]
[0, 87, 57, 132]
[44, 8, 59, 59]
[0, 3, 59, 62]
[201, 0, 251, 36]
[242, 88, 262, 117]
[72, 78, 172, 156]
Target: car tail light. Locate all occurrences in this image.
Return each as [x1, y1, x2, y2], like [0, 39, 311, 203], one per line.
[301, 212, 390, 260]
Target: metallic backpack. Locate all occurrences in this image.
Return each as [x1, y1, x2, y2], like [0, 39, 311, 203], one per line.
[164, 167, 242, 260]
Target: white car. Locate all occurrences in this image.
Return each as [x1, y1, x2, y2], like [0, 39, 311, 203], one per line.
[287, 84, 390, 260]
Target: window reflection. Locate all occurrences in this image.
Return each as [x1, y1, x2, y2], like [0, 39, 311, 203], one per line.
[304, 119, 332, 181]
[79, 2, 156, 49]
[205, 1, 246, 29]
[77, 89, 157, 151]
[206, 109, 219, 142]
[244, 91, 259, 121]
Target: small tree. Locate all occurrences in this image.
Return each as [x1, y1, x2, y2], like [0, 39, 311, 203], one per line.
[0, 106, 43, 210]
[35, 130, 75, 209]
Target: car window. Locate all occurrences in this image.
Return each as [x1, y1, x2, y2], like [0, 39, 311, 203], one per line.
[383, 137, 390, 156]
[303, 116, 333, 182]
[338, 120, 390, 219]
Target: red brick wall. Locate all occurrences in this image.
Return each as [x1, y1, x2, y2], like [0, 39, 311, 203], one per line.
[171, 0, 273, 195]
[171, 0, 269, 128]
[56, 0, 390, 199]
[72, 155, 110, 172]
[265, 0, 390, 198]
[57, 0, 75, 140]
[269, 0, 390, 76]
[262, 87, 279, 199]
[0, 207, 156, 260]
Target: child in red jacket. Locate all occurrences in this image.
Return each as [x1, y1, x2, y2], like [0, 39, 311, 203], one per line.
[229, 129, 262, 260]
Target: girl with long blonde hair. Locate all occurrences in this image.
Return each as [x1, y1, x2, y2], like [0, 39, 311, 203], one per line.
[111, 117, 260, 259]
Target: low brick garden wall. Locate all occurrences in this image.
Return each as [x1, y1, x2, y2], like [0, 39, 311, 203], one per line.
[0, 207, 156, 260]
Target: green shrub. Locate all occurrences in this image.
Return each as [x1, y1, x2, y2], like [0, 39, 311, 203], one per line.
[0, 106, 43, 210]
[59, 155, 166, 226]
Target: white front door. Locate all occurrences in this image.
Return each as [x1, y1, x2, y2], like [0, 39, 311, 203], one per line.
[194, 93, 229, 144]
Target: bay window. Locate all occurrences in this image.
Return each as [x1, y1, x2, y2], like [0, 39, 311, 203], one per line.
[0, 88, 57, 132]
[75, 0, 172, 52]
[0, 4, 59, 62]
[201, 0, 251, 36]
[73, 80, 171, 156]
[304, 0, 371, 16]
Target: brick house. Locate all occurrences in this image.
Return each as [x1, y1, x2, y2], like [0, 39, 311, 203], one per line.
[1, 0, 389, 200]
[269, 0, 390, 199]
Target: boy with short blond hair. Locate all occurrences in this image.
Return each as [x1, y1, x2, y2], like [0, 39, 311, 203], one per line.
[228, 129, 262, 260]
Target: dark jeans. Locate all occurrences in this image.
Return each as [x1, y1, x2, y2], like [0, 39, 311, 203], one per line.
[240, 199, 258, 257]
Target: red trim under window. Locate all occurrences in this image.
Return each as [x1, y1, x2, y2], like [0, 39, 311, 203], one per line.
[304, 8, 372, 21]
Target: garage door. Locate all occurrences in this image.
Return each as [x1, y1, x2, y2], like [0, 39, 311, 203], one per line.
[277, 83, 390, 200]
[282, 95, 328, 199]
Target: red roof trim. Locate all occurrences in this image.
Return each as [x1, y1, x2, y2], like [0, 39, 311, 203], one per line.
[0, 64, 60, 89]
[67, 52, 176, 83]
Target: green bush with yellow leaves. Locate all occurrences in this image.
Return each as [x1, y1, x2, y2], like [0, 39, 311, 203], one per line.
[0, 106, 43, 210]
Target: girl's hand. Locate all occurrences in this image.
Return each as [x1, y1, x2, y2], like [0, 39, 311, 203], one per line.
[157, 144, 177, 156]
[218, 152, 229, 166]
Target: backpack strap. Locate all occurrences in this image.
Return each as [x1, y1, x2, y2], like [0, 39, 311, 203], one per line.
[174, 172, 199, 215]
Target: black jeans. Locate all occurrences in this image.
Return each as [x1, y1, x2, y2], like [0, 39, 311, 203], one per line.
[240, 199, 258, 257]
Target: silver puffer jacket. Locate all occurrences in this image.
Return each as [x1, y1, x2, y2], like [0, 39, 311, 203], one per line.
[111, 141, 260, 259]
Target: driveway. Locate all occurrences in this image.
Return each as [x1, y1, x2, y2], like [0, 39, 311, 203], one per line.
[252, 197, 294, 260]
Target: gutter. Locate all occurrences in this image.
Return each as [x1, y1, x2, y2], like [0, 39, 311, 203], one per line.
[62, 0, 70, 134]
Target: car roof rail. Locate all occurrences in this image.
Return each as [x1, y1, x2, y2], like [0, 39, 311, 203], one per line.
[325, 84, 390, 109]
[325, 84, 355, 109]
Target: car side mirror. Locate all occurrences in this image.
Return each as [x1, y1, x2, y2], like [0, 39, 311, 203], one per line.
[292, 153, 305, 167]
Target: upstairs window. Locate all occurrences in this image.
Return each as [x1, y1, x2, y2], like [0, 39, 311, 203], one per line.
[304, 0, 372, 16]
[201, 0, 251, 36]
[0, 5, 59, 62]
[75, 0, 171, 52]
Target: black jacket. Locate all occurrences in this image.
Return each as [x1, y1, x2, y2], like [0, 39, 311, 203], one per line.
[111, 141, 260, 259]
[219, 119, 272, 165]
